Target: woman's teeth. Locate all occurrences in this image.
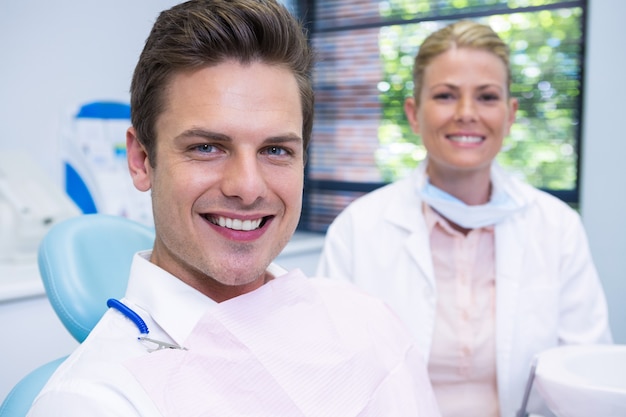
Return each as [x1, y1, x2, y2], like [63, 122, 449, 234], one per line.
[448, 135, 483, 143]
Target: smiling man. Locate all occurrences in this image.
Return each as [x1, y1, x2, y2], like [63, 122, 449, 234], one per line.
[26, 1, 441, 416]
[129, 60, 305, 303]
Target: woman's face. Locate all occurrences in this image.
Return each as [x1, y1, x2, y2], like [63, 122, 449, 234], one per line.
[405, 47, 518, 179]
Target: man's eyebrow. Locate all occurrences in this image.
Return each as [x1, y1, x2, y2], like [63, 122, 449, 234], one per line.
[262, 134, 303, 145]
[175, 128, 231, 142]
[174, 128, 302, 144]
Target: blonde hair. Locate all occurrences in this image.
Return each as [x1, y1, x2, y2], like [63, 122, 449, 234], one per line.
[412, 20, 511, 104]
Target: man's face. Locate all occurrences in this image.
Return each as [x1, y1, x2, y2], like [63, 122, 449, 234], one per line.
[127, 60, 304, 301]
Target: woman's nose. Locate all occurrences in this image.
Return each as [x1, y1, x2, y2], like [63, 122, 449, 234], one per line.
[455, 96, 478, 122]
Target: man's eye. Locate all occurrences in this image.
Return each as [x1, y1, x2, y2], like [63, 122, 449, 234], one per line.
[195, 144, 216, 153]
[266, 146, 288, 156]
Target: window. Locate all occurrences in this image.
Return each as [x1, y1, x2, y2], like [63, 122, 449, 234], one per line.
[298, 0, 586, 232]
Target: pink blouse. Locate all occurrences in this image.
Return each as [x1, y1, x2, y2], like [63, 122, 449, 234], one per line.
[423, 204, 500, 417]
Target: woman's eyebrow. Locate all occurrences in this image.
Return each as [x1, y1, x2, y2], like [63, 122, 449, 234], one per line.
[429, 83, 504, 91]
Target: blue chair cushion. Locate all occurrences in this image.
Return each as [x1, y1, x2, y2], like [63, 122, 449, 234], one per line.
[0, 357, 67, 417]
[37, 214, 154, 343]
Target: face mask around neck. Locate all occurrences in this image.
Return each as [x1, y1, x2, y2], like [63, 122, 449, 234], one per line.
[419, 179, 524, 229]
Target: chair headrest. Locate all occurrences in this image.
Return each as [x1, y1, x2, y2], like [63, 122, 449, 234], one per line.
[37, 214, 155, 342]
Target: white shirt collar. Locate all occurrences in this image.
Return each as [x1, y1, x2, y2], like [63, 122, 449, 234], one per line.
[125, 250, 289, 345]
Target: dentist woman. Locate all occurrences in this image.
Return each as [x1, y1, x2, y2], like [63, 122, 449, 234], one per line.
[317, 20, 612, 417]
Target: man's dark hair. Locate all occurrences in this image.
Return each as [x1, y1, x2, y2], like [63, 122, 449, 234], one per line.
[130, 0, 314, 166]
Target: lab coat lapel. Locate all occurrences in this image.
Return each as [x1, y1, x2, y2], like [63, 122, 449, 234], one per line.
[493, 172, 532, 416]
[383, 167, 436, 291]
[405, 225, 436, 290]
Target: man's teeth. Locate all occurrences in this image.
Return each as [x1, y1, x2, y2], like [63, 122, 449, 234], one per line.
[448, 135, 483, 143]
[214, 216, 262, 231]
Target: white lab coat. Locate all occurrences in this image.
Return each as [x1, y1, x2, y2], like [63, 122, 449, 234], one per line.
[317, 162, 612, 417]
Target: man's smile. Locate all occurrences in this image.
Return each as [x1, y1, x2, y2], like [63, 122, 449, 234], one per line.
[205, 214, 270, 231]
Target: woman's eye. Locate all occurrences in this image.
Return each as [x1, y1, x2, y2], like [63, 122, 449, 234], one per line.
[433, 92, 454, 101]
[480, 93, 500, 102]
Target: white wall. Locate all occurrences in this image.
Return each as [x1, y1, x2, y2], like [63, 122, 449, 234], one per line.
[580, 0, 626, 343]
[0, 0, 180, 184]
[0, 0, 181, 402]
[0, 0, 624, 404]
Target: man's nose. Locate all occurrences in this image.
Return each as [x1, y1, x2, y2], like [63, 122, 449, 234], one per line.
[220, 152, 267, 205]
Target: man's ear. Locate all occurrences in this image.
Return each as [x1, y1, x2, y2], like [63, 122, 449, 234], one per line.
[126, 127, 152, 192]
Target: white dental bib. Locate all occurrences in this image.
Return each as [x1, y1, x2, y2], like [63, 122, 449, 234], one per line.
[124, 269, 440, 416]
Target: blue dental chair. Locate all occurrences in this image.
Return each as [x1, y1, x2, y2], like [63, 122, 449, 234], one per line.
[0, 214, 155, 416]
